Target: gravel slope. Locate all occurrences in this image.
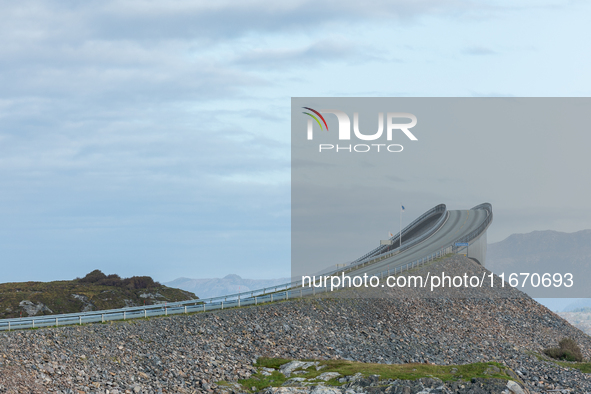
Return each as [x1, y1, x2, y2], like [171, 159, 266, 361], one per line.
[0, 256, 590, 393]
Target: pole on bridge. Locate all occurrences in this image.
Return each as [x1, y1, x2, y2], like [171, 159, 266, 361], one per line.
[400, 204, 404, 248]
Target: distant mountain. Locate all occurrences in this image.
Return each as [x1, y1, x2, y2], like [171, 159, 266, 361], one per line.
[562, 300, 591, 312]
[164, 274, 290, 299]
[488, 229, 591, 269]
[487, 229, 591, 308]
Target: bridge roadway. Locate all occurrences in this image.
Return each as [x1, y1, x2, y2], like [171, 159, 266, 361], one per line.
[345, 208, 488, 278]
[0, 204, 491, 331]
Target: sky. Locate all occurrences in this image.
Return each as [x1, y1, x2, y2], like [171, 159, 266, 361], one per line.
[0, 0, 590, 283]
[290, 98, 591, 277]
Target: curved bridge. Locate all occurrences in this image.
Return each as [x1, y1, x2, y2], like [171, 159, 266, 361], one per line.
[346, 202, 493, 278]
[0, 203, 492, 331]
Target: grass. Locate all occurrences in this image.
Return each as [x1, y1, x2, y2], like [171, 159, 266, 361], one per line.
[528, 351, 591, 373]
[553, 360, 591, 373]
[237, 358, 509, 392]
[0, 278, 197, 319]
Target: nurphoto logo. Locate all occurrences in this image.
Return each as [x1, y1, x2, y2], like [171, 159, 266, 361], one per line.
[302, 107, 418, 153]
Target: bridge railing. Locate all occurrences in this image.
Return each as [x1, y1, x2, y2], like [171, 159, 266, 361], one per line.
[0, 204, 492, 332]
[0, 245, 453, 331]
[350, 204, 446, 264]
[452, 203, 493, 252]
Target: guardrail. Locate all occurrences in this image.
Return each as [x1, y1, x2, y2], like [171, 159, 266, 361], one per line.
[0, 246, 453, 331]
[452, 203, 493, 252]
[350, 204, 446, 264]
[0, 203, 492, 332]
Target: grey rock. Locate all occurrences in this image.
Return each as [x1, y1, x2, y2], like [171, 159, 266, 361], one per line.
[261, 367, 276, 376]
[506, 380, 526, 394]
[283, 378, 308, 387]
[18, 300, 53, 316]
[309, 386, 342, 394]
[315, 372, 341, 381]
[280, 361, 319, 378]
[263, 387, 310, 394]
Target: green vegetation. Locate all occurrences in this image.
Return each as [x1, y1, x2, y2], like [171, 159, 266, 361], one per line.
[553, 360, 591, 373]
[530, 348, 591, 373]
[78, 269, 160, 289]
[238, 358, 509, 392]
[0, 269, 197, 319]
[544, 337, 584, 362]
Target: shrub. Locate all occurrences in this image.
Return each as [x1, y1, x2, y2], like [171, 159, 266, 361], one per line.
[78, 270, 160, 289]
[544, 337, 584, 362]
[121, 276, 160, 289]
[79, 269, 107, 283]
[97, 274, 122, 286]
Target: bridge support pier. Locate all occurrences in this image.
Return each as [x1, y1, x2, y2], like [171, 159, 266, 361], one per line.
[467, 231, 487, 266]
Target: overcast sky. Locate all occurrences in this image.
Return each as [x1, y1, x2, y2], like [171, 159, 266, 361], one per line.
[1, 0, 590, 283]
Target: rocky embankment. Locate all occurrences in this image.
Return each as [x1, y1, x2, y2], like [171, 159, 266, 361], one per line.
[0, 256, 590, 393]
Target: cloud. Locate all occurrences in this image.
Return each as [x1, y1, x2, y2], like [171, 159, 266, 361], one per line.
[0, 1, 490, 44]
[0, 0, 578, 282]
[462, 46, 497, 55]
[234, 39, 355, 69]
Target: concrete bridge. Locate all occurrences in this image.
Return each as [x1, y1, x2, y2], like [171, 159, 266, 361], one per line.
[0, 203, 493, 331]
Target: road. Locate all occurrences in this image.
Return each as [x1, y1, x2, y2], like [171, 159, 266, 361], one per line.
[347, 208, 488, 277]
[0, 204, 492, 331]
